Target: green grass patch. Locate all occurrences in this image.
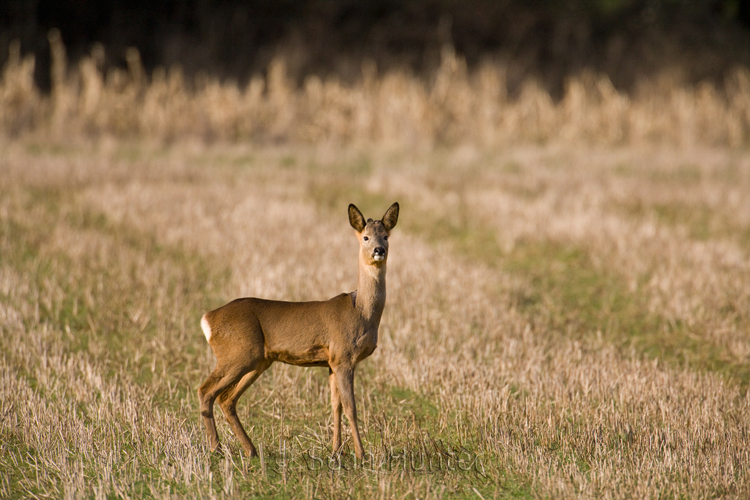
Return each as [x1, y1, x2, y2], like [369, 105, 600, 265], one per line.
[502, 240, 749, 390]
[388, 386, 440, 421]
[649, 163, 703, 184]
[618, 197, 750, 251]
[0, 435, 46, 499]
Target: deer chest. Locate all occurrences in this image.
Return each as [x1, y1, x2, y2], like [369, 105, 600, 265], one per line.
[354, 328, 378, 361]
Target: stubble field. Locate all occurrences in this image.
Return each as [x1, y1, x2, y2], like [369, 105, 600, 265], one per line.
[1, 137, 749, 499]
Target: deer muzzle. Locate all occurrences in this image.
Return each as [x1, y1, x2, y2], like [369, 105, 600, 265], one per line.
[373, 247, 386, 261]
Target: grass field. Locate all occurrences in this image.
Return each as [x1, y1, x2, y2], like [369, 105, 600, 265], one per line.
[1, 137, 748, 498]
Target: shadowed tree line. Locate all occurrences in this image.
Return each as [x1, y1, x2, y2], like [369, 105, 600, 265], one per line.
[1, 0, 750, 96]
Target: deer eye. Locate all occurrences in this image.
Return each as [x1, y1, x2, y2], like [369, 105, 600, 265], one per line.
[384, 236, 388, 240]
[363, 236, 369, 241]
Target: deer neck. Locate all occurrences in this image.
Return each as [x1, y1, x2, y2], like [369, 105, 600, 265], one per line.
[355, 260, 386, 325]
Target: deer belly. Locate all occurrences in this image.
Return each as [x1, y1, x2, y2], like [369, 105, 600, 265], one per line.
[272, 344, 330, 367]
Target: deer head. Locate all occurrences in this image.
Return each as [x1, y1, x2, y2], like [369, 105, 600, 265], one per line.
[349, 202, 399, 267]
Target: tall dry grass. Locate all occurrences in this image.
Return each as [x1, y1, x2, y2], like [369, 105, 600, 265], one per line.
[2, 31, 750, 147]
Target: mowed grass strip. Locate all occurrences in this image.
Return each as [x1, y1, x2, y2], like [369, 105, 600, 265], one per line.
[0, 163, 521, 498]
[3, 143, 748, 499]
[619, 198, 750, 251]
[305, 158, 750, 390]
[1, 186, 221, 383]
[306, 168, 749, 498]
[0, 186, 224, 497]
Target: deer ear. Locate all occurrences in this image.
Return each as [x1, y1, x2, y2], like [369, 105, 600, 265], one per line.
[382, 202, 399, 231]
[349, 204, 366, 232]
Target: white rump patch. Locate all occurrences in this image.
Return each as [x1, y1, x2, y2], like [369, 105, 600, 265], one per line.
[201, 315, 212, 342]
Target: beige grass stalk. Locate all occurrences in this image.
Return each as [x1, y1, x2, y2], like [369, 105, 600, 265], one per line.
[2, 36, 750, 146]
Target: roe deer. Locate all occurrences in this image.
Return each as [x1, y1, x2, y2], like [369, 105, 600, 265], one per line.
[198, 202, 399, 460]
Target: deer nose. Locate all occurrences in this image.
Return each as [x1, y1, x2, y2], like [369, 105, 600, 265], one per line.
[373, 247, 386, 257]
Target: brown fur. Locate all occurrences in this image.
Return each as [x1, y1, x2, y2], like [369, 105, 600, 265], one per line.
[198, 202, 399, 459]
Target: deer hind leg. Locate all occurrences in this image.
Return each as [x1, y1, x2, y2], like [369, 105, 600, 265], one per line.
[332, 365, 364, 460]
[329, 367, 342, 453]
[218, 359, 271, 457]
[198, 368, 243, 453]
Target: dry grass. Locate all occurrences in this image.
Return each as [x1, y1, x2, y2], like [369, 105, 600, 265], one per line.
[1, 137, 749, 498]
[3, 33, 750, 147]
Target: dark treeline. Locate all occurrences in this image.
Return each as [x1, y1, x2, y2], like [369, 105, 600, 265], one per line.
[2, 0, 750, 96]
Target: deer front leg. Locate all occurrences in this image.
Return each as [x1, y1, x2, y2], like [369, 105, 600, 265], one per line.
[333, 365, 364, 460]
[329, 367, 342, 453]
